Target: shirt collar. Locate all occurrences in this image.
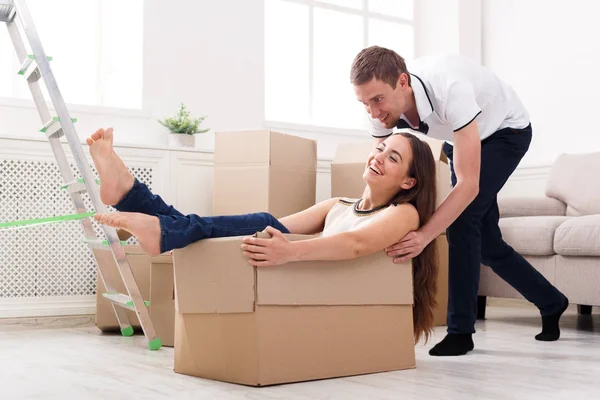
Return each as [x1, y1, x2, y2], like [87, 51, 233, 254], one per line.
[396, 73, 434, 133]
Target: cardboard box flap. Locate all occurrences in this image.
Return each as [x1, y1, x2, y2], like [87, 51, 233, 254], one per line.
[255, 233, 413, 306]
[332, 142, 373, 164]
[214, 130, 271, 166]
[173, 237, 256, 314]
[256, 251, 413, 306]
[269, 131, 317, 170]
[214, 130, 316, 170]
[419, 135, 448, 163]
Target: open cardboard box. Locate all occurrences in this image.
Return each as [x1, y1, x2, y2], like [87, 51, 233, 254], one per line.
[172, 233, 416, 386]
[330, 135, 452, 326]
[93, 230, 176, 347]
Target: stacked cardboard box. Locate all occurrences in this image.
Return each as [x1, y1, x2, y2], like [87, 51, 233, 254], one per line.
[330, 136, 452, 326]
[212, 130, 317, 218]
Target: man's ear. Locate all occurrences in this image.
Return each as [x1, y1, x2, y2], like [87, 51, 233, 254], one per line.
[397, 73, 409, 89]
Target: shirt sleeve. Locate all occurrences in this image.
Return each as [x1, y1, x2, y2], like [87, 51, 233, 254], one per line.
[443, 80, 482, 132]
[367, 114, 394, 138]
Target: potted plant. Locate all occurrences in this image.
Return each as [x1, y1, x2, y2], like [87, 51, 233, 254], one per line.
[159, 103, 210, 147]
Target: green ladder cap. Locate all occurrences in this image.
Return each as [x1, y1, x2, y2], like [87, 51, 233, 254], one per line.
[59, 177, 100, 189]
[40, 116, 78, 133]
[125, 299, 150, 307]
[148, 338, 162, 351]
[26, 54, 54, 61]
[121, 326, 134, 337]
[100, 239, 128, 246]
[17, 54, 53, 75]
[0, 211, 96, 229]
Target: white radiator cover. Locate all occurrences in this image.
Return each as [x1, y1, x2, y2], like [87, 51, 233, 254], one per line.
[0, 158, 152, 300]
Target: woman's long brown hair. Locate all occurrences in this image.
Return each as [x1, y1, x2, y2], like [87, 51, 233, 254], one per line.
[391, 132, 439, 344]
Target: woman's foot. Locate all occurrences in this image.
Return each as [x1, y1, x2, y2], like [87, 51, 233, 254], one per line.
[86, 128, 134, 206]
[94, 212, 162, 256]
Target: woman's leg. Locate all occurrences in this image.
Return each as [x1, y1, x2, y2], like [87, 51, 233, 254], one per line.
[114, 178, 184, 217]
[94, 210, 290, 256]
[86, 127, 184, 218]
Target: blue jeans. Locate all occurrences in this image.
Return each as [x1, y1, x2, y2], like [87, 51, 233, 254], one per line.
[114, 179, 290, 253]
[442, 124, 566, 334]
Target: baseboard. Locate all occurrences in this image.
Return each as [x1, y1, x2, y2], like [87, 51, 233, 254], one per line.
[0, 296, 96, 319]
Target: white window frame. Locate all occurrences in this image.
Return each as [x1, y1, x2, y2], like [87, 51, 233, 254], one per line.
[0, 0, 146, 118]
[264, 0, 415, 137]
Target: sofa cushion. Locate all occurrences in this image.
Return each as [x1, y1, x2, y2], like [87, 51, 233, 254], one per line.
[545, 152, 600, 216]
[499, 216, 571, 256]
[554, 215, 600, 256]
[499, 196, 566, 218]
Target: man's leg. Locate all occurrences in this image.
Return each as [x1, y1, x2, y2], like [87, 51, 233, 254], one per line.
[429, 124, 558, 356]
[94, 210, 290, 256]
[480, 199, 568, 341]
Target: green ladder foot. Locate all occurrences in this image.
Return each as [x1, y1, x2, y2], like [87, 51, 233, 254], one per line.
[121, 326, 134, 337]
[148, 338, 162, 351]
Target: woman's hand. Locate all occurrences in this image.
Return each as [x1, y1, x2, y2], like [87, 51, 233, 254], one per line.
[241, 226, 296, 267]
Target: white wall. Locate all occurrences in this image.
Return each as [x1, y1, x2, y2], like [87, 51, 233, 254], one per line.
[0, 0, 266, 150]
[482, 0, 600, 168]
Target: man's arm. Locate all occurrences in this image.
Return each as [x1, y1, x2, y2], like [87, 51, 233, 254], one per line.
[418, 120, 481, 243]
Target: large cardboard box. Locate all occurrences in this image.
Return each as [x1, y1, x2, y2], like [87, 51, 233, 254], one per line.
[172, 234, 416, 386]
[212, 130, 317, 218]
[93, 246, 176, 347]
[330, 136, 451, 326]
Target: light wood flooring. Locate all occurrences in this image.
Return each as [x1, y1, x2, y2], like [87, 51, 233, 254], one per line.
[1, 299, 599, 399]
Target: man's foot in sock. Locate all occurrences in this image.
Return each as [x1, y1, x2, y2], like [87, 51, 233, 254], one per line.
[429, 333, 474, 356]
[94, 212, 162, 256]
[86, 127, 134, 206]
[536, 296, 569, 341]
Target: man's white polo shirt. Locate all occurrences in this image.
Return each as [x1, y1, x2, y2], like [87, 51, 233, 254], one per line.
[368, 54, 530, 143]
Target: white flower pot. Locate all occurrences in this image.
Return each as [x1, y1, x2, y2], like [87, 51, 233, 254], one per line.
[168, 133, 196, 148]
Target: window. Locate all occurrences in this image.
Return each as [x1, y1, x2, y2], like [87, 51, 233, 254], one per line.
[265, 0, 415, 130]
[0, 0, 143, 110]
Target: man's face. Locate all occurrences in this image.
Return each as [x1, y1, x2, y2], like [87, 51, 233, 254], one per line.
[354, 74, 408, 129]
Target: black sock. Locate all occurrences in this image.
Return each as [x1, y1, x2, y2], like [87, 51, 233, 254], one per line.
[535, 296, 569, 342]
[429, 333, 474, 356]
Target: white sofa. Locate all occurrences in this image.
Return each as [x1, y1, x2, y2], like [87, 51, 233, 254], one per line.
[478, 151, 600, 317]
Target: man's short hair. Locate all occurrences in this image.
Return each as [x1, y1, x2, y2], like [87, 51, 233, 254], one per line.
[350, 45, 411, 88]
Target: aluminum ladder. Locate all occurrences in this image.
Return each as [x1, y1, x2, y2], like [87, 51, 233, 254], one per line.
[0, 0, 161, 351]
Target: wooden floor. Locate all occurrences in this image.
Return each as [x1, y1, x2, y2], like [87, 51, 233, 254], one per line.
[1, 300, 599, 399]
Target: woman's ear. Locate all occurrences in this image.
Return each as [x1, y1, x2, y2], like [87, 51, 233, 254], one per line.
[400, 177, 416, 190]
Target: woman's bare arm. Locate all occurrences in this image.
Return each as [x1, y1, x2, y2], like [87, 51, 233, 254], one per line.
[278, 198, 339, 235]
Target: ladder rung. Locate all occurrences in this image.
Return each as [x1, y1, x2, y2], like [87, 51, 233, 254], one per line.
[60, 177, 100, 194]
[40, 116, 77, 138]
[0, 3, 15, 23]
[102, 292, 150, 311]
[83, 237, 127, 250]
[17, 54, 52, 80]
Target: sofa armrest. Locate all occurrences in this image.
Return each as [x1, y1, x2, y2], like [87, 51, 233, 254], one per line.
[498, 196, 566, 218]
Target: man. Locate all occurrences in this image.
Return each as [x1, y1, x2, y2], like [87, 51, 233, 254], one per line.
[350, 46, 569, 356]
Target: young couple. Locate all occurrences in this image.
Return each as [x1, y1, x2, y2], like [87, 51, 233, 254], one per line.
[88, 45, 569, 356]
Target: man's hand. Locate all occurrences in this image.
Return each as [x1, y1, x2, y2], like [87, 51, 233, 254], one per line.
[385, 230, 430, 263]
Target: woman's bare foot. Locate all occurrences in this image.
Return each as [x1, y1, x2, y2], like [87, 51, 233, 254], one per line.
[86, 128, 134, 206]
[94, 212, 162, 256]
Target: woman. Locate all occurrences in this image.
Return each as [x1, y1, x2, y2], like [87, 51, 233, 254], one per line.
[87, 127, 438, 343]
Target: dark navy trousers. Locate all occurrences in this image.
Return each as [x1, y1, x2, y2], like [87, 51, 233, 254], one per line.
[442, 124, 566, 334]
[114, 178, 289, 253]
